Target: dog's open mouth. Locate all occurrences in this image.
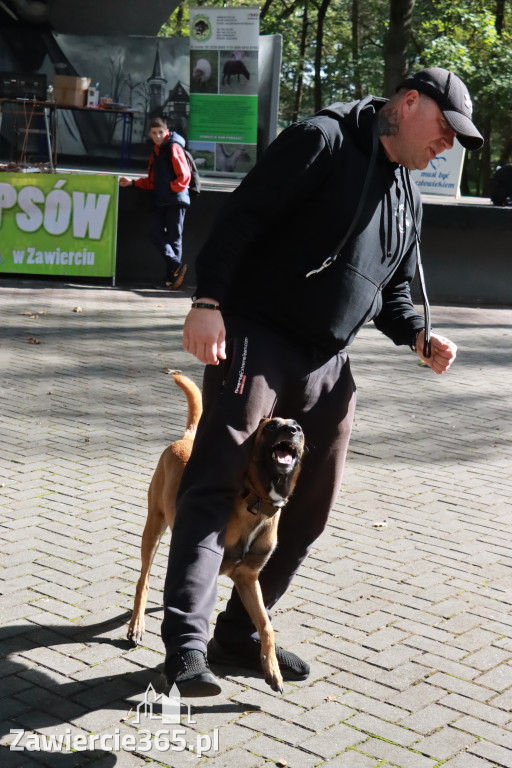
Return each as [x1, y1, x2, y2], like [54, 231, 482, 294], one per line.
[271, 441, 298, 466]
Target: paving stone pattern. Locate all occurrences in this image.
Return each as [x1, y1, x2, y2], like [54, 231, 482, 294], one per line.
[0, 279, 511, 768]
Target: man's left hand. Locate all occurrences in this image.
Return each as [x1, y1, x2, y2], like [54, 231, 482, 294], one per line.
[415, 330, 457, 374]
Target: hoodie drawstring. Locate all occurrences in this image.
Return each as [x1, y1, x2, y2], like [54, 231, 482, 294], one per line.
[306, 119, 379, 278]
[401, 166, 432, 359]
[305, 114, 432, 361]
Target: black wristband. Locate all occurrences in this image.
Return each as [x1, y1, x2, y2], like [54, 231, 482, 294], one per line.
[410, 329, 423, 352]
[191, 301, 220, 310]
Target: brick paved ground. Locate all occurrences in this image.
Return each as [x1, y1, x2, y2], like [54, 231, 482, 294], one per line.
[0, 278, 511, 768]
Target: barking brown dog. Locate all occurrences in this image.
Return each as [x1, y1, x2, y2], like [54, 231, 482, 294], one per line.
[127, 371, 305, 693]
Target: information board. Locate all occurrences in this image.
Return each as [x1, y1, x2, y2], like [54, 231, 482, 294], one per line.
[189, 7, 259, 177]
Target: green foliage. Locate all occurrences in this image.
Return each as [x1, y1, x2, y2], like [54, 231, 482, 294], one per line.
[159, 0, 512, 193]
[412, 1, 512, 190]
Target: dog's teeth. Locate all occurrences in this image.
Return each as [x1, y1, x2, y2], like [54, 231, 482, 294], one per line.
[273, 449, 293, 464]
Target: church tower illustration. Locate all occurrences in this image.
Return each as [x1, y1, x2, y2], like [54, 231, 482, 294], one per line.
[147, 43, 166, 114]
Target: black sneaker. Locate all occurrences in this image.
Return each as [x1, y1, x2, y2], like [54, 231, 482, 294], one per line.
[163, 649, 222, 697]
[207, 637, 310, 681]
[166, 264, 188, 290]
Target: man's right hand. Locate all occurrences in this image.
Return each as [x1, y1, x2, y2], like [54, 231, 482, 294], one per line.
[183, 300, 226, 365]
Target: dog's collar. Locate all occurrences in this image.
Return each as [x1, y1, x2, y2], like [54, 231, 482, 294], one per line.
[241, 488, 284, 517]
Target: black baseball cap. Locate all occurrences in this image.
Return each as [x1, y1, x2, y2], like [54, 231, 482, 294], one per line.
[397, 67, 484, 151]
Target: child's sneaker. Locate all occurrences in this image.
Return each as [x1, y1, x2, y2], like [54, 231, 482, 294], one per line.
[167, 264, 188, 290]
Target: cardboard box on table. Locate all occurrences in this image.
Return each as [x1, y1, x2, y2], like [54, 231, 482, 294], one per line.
[52, 75, 90, 107]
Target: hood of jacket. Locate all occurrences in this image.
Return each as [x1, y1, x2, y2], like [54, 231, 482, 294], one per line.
[317, 95, 392, 161]
[167, 130, 186, 149]
[153, 131, 186, 155]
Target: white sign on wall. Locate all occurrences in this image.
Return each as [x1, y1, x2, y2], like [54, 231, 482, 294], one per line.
[410, 142, 465, 197]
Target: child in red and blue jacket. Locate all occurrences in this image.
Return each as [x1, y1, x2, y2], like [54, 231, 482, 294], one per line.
[120, 117, 191, 288]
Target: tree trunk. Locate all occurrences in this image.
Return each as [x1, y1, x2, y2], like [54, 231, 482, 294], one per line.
[293, 3, 309, 122]
[351, 0, 362, 99]
[383, 0, 416, 97]
[313, 0, 331, 112]
[260, 0, 274, 21]
[483, 0, 506, 191]
[480, 112, 492, 196]
[498, 136, 512, 166]
[495, 0, 506, 35]
[175, 1, 184, 35]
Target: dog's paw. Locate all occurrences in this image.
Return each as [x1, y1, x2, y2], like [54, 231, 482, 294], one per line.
[264, 671, 284, 694]
[262, 656, 283, 694]
[127, 621, 145, 646]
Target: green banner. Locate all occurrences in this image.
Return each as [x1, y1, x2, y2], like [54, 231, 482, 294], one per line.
[0, 173, 118, 277]
[189, 94, 258, 144]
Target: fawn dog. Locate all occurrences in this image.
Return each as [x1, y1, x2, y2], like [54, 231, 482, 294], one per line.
[127, 371, 305, 693]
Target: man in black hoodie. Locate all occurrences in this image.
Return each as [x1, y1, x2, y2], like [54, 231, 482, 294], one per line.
[161, 68, 483, 696]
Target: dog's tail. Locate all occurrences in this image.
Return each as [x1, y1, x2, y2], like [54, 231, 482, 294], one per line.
[171, 371, 202, 439]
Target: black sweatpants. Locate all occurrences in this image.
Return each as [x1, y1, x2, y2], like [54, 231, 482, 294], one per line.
[161, 317, 357, 658]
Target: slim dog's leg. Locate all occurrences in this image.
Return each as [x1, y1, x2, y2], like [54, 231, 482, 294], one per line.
[127, 510, 168, 646]
[232, 565, 283, 693]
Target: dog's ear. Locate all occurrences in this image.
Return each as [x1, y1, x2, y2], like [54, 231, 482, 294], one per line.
[251, 418, 270, 449]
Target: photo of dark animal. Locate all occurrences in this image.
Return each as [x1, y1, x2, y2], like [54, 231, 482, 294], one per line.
[127, 371, 305, 693]
[222, 57, 250, 85]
